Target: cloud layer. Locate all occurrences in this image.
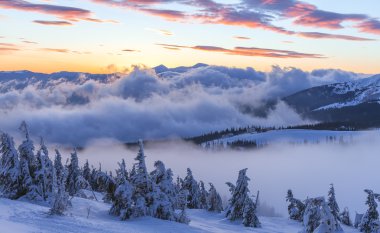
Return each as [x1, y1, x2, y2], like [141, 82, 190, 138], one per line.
[0, 65, 367, 145]
[92, 0, 380, 40]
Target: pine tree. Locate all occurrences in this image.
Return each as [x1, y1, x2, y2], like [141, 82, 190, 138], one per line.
[0, 133, 20, 199]
[226, 168, 251, 220]
[150, 161, 176, 208]
[176, 189, 190, 224]
[82, 160, 91, 184]
[182, 168, 200, 209]
[50, 149, 70, 215]
[115, 159, 128, 185]
[340, 207, 352, 227]
[97, 171, 117, 203]
[286, 189, 305, 221]
[18, 121, 38, 199]
[66, 149, 88, 196]
[243, 197, 261, 228]
[198, 181, 208, 209]
[314, 198, 342, 233]
[328, 184, 341, 224]
[110, 179, 134, 220]
[359, 189, 380, 233]
[34, 138, 54, 201]
[303, 197, 323, 233]
[207, 183, 223, 213]
[130, 140, 151, 217]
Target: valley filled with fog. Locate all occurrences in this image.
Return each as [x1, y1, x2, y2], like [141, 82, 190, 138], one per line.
[68, 130, 380, 217]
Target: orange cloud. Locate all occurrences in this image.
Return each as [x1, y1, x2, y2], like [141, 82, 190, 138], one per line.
[41, 48, 69, 53]
[33, 20, 73, 26]
[157, 43, 325, 58]
[234, 36, 251, 40]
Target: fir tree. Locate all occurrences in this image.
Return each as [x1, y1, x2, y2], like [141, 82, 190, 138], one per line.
[50, 150, 70, 215]
[328, 184, 341, 224]
[150, 161, 176, 208]
[0, 133, 20, 199]
[243, 197, 261, 228]
[115, 159, 128, 185]
[130, 140, 151, 217]
[207, 183, 223, 213]
[225, 168, 260, 227]
[182, 168, 200, 209]
[303, 197, 323, 233]
[286, 189, 305, 221]
[18, 121, 38, 199]
[198, 181, 208, 209]
[314, 198, 342, 233]
[34, 138, 54, 201]
[82, 160, 91, 184]
[66, 149, 88, 196]
[359, 189, 380, 233]
[176, 189, 190, 224]
[110, 179, 134, 220]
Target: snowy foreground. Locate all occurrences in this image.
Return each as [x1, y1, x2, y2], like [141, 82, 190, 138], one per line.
[0, 196, 360, 233]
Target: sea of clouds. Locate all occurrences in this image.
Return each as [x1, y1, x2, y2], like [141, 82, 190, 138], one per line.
[0, 65, 366, 145]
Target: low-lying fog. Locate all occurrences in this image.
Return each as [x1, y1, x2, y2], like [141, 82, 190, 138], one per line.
[57, 131, 380, 218]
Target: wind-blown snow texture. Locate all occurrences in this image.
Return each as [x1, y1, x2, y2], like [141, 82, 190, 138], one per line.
[0, 65, 367, 145]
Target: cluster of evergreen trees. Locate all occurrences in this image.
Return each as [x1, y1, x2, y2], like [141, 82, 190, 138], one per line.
[287, 185, 380, 233]
[0, 122, 262, 228]
[286, 184, 344, 233]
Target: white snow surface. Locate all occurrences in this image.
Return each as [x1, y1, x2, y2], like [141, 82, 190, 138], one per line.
[315, 74, 380, 110]
[0, 196, 360, 233]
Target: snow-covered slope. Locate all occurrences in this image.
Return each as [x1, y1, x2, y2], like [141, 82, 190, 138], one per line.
[0, 197, 360, 233]
[283, 74, 380, 126]
[284, 74, 380, 112]
[316, 74, 380, 110]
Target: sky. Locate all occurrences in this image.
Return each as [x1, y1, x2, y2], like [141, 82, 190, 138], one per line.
[0, 0, 379, 74]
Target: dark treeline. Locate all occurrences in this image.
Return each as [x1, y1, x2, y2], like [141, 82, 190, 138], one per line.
[0, 122, 262, 228]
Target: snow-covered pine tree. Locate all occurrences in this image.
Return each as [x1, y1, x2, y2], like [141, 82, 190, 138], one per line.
[18, 121, 39, 199]
[198, 181, 208, 210]
[182, 168, 201, 209]
[226, 168, 253, 221]
[95, 169, 116, 203]
[110, 179, 134, 220]
[303, 197, 323, 233]
[149, 182, 176, 221]
[175, 176, 183, 193]
[34, 137, 54, 201]
[242, 197, 261, 228]
[82, 159, 91, 185]
[130, 140, 151, 217]
[0, 133, 20, 199]
[176, 189, 190, 224]
[66, 149, 88, 196]
[359, 189, 380, 233]
[340, 207, 352, 226]
[50, 149, 70, 215]
[328, 184, 341, 224]
[115, 159, 128, 185]
[150, 161, 177, 208]
[207, 183, 223, 213]
[286, 189, 305, 221]
[314, 198, 342, 233]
